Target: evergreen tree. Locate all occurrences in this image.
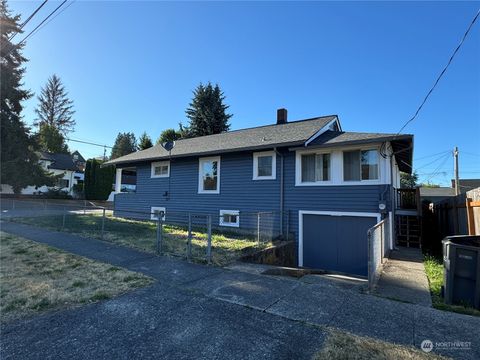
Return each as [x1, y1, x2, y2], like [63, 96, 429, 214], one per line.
[0, 0, 56, 193]
[156, 128, 180, 145]
[36, 124, 69, 153]
[34, 74, 75, 135]
[138, 132, 153, 150]
[84, 159, 114, 200]
[185, 82, 232, 137]
[110, 132, 137, 159]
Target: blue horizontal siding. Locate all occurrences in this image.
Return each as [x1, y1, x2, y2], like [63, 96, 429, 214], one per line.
[115, 149, 391, 240]
[115, 152, 282, 234]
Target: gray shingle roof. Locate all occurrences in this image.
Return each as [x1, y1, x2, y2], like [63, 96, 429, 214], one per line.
[306, 130, 413, 147]
[39, 152, 79, 171]
[106, 115, 337, 166]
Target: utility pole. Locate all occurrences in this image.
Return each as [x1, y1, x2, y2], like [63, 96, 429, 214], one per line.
[454, 146, 459, 195]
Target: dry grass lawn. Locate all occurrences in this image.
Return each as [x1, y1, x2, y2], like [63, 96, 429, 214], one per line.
[315, 329, 449, 360]
[0, 232, 153, 323]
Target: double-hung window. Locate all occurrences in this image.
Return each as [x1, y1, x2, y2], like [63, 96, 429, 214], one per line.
[151, 161, 170, 178]
[253, 151, 276, 180]
[198, 156, 220, 194]
[300, 153, 331, 183]
[343, 149, 379, 181]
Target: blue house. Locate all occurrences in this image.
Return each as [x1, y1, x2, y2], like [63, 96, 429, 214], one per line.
[106, 109, 414, 276]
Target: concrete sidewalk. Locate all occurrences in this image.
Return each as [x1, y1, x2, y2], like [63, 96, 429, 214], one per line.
[1, 221, 479, 360]
[374, 247, 432, 307]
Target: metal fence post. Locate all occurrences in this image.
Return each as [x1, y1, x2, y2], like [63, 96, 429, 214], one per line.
[12, 198, 15, 210]
[62, 206, 66, 229]
[83, 200, 87, 215]
[101, 208, 106, 240]
[156, 215, 163, 255]
[44, 199, 47, 211]
[257, 212, 261, 244]
[187, 213, 192, 260]
[286, 210, 290, 240]
[206, 215, 212, 264]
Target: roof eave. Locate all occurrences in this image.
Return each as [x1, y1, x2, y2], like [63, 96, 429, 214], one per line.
[104, 141, 307, 167]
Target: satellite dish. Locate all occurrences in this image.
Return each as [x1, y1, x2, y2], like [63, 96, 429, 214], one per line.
[162, 141, 175, 152]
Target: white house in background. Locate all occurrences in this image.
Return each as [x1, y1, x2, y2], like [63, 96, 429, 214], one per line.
[0, 151, 85, 195]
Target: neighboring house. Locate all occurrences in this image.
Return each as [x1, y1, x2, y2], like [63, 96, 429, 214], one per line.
[419, 187, 456, 204]
[1, 151, 85, 195]
[72, 150, 86, 172]
[451, 179, 480, 194]
[106, 109, 414, 276]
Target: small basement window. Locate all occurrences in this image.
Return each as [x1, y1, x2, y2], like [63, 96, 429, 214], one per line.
[151, 206, 166, 221]
[219, 210, 240, 228]
[253, 151, 276, 180]
[151, 161, 170, 178]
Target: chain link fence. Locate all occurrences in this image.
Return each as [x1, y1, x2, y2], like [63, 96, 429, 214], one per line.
[367, 217, 391, 290]
[2, 198, 291, 266]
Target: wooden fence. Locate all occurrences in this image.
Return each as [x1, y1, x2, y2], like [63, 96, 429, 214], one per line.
[466, 187, 480, 235]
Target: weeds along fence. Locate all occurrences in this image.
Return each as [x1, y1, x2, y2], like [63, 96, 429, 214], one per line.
[2, 199, 289, 266]
[367, 217, 391, 290]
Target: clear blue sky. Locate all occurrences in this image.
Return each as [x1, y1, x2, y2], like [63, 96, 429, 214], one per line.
[9, 1, 480, 186]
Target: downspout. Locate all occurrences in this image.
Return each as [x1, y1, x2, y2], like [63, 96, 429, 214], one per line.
[274, 147, 284, 236]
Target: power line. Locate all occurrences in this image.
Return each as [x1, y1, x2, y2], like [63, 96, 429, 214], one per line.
[3, 0, 68, 58]
[27, 0, 76, 41]
[414, 152, 451, 172]
[424, 154, 451, 183]
[8, 0, 49, 41]
[396, 9, 480, 135]
[414, 150, 450, 161]
[66, 138, 113, 149]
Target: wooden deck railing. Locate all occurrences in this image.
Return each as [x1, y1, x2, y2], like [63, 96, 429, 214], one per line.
[395, 188, 419, 211]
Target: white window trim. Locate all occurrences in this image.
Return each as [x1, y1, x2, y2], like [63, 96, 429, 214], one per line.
[295, 144, 388, 186]
[298, 210, 381, 267]
[219, 209, 240, 228]
[151, 206, 166, 221]
[151, 161, 170, 178]
[253, 151, 276, 180]
[198, 156, 220, 194]
[295, 149, 333, 186]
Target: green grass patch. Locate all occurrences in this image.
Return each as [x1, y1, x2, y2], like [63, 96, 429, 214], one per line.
[9, 214, 272, 266]
[424, 255, 480, 317]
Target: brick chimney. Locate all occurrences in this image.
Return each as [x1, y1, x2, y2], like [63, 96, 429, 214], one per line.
[277, 108, 287, 125]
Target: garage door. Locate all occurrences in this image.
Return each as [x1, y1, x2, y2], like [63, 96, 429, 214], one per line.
[300, 213, 378, 276]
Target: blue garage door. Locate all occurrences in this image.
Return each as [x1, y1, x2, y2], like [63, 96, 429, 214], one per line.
[302, 214, 377, 276]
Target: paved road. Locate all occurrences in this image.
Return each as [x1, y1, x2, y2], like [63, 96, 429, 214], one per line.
[1, 221, 479, 360]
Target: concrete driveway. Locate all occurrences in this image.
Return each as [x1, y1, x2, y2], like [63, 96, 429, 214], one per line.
[1, 221, 479, 360]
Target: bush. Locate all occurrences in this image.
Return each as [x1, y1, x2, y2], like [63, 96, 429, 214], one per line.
[41, 188, 72, 199]
[72, 183, 84, 199]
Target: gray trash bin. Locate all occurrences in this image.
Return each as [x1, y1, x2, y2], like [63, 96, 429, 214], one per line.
[442, 235, 480, 309]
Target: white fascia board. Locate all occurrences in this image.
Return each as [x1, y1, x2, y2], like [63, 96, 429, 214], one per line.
[304, 116, 340, 147]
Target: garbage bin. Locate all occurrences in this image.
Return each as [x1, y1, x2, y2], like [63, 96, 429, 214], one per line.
[442, 235, 480, 309]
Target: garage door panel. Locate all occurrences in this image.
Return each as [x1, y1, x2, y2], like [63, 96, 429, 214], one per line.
[302, 213, 377, 277]
[303, 214, 337, 271]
